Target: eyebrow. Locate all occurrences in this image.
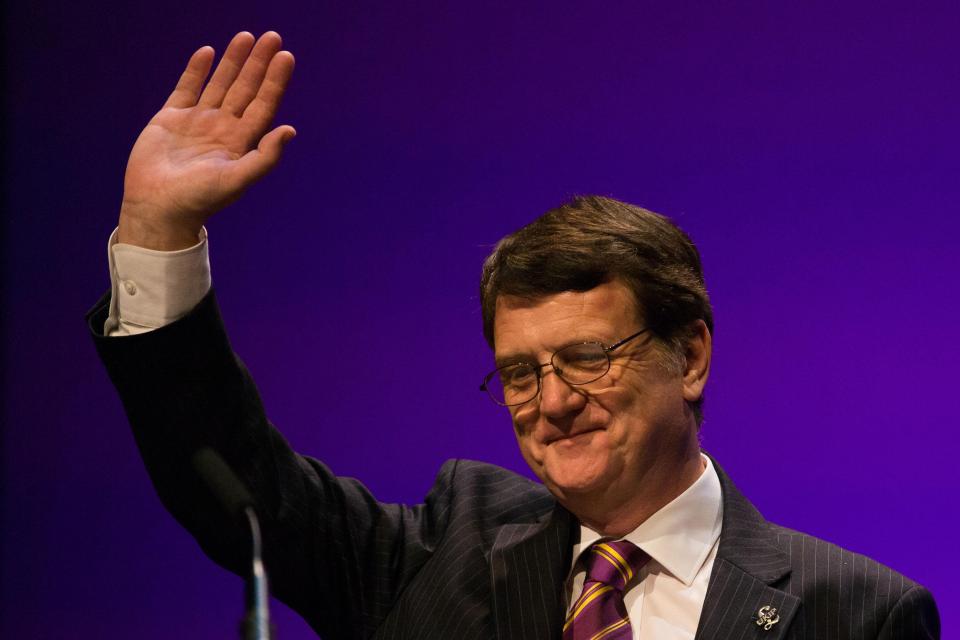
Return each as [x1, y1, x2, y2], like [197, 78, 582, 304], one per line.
[494, 351, 537, 369]
[493, 335, 614, 368]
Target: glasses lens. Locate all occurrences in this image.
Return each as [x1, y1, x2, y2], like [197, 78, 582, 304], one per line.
[486, 363, 539, 406]
[553, 343, 609, 384]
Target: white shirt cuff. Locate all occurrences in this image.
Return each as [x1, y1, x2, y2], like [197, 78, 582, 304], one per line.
[104, 227, 212, 336]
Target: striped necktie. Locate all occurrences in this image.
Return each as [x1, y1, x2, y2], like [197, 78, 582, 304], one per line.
[563, 540, 650, 640]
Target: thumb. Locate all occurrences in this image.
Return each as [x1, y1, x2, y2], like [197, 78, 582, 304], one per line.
[226, 125, 297, 189]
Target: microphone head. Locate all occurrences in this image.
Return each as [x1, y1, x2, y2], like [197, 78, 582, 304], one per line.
[192, 447, 255, 519]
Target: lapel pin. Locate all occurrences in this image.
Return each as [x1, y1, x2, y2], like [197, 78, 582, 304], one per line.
[754, 605, 780, 631]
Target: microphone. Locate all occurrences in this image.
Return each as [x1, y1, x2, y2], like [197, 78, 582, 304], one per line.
[192, 448, 274, 640]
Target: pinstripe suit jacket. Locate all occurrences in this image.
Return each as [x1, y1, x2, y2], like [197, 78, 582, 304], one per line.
[90, 291, 940, 639]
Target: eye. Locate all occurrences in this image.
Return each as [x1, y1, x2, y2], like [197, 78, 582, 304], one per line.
[556, 344, 608, 371]
[500, 363, 537, 387]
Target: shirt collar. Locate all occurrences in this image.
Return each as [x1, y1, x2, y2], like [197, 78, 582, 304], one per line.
[570, 453, 723, 587]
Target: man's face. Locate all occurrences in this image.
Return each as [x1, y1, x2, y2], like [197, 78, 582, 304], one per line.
[492, 280, 702, 505]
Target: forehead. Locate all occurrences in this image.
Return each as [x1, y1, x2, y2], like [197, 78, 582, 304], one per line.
[493, 280, 641, 356]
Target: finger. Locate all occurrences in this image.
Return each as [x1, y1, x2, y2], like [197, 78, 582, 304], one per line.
[223, 125, 296, 190]
[197, 32, 256, 107]
[221, 31, 283, 116]
[163, 46, 215, 109]
[240, 51, 295, 131]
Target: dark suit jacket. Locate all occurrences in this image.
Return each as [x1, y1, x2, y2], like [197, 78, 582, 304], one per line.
[89, 290, 940, 639]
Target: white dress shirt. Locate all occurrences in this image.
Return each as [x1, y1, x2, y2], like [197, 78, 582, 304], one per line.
[567, 455, 723, 639]
[104, 228, 211, 336]
[104, 230, 724, 638]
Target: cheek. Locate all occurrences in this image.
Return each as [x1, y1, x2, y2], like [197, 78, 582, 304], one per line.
[588, 387, 635, 427]
[590, 387, 665, 450]
[511, 413, 542, 460]
[606, 364, 681, 412]
[510, 406, 536, 435]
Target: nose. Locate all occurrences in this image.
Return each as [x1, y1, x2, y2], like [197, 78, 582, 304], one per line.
[537, 368, 587, 418]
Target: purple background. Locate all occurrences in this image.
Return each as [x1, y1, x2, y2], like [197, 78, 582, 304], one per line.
[3, 2, 957, 637]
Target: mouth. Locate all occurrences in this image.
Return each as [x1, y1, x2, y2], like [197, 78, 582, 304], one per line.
[545, 427, 604, 445]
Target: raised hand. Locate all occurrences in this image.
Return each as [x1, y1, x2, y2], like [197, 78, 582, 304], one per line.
[118, 32, 296, 250]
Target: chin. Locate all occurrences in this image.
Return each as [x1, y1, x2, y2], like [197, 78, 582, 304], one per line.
[540, 451, 617, 498]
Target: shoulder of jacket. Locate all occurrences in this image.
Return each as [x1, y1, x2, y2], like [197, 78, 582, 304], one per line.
[766, 522, 923, 595]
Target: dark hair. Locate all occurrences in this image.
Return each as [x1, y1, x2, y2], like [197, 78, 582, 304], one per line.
[479, 195, 713, 422]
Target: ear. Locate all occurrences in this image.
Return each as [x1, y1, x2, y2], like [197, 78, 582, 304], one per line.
[681, 320, 711, 402]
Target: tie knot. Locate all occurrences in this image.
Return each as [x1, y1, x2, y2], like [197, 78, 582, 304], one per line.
[584, 541, 649, 591]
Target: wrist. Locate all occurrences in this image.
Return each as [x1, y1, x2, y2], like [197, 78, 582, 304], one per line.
[118, 205, 203, 251]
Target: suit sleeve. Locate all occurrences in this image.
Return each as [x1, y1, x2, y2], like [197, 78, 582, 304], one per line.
[877, 584, 940, 640]
[87, 289, 455, 640]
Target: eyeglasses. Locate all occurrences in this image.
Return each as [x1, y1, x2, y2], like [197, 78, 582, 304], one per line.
[480, 329, 650, 407]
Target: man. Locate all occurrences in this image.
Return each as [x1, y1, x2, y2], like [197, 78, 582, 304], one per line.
[89, 31, 939, 638]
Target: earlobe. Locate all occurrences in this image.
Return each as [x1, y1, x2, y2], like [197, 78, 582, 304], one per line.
[682, 320, 711, 402]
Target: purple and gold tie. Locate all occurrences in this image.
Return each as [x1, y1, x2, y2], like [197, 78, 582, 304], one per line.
[563, 540, 650, 640]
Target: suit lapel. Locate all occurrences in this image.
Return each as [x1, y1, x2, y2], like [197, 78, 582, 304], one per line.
[486, 456, 802, 639]
[695, 458, 800, 640]
[489, 504, 574, 640]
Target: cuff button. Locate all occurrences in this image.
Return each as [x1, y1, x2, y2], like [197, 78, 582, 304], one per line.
[123, 280, 138, 295]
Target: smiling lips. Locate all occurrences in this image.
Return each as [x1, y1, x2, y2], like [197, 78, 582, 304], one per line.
[546, 427, 604, 445]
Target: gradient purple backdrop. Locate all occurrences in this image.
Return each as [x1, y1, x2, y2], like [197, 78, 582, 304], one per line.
[3, 2, 957, 637]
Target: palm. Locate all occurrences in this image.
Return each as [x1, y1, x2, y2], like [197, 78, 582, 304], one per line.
[127, 106, 263, 217]
[121, 32, 295, 233]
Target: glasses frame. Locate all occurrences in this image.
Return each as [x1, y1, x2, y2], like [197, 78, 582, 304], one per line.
[479, 328, 650, 407]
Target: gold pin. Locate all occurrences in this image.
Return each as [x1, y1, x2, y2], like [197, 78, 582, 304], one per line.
[755, 605, 780, 631]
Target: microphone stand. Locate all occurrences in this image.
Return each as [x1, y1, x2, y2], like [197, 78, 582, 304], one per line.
[240, 505, 272, 640]
[191, 447, 276, 640]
